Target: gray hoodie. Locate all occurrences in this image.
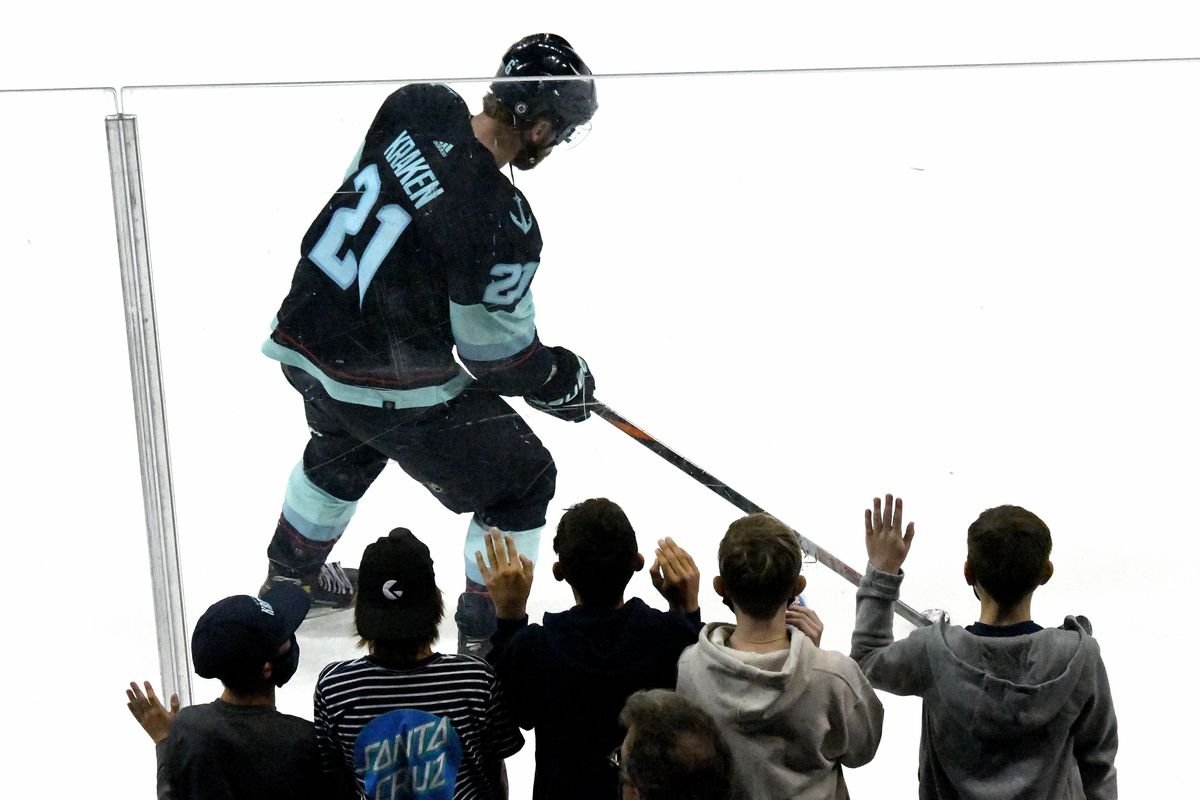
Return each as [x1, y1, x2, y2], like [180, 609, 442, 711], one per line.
[676, 623, 884, 799]
[851, 565, 1118, 800]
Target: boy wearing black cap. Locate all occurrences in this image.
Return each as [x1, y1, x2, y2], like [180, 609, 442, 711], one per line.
[126, 582, 346, 799]
[313, 527, 523, 799]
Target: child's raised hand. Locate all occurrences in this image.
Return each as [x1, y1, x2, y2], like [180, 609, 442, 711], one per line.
[475, 528, 534, 621]
[865, 494, 915, 574]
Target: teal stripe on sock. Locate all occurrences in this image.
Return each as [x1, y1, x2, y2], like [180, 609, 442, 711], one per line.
[464, 515, 542, 584]
[281, 462, 356, 543]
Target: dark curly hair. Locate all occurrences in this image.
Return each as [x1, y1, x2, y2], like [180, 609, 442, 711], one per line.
[553, 498, 640, 607]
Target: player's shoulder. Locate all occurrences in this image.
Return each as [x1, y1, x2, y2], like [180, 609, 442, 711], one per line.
[380, 83, 468, 120]
[372, 83, 472, 146]
[441, 170, 537, 233]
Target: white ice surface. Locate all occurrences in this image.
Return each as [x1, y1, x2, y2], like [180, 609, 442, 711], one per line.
[4, 7, 1200, 798]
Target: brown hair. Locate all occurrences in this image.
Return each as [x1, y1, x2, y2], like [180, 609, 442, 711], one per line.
[482, 91, 520, 128]
[718, 513, 802, 620]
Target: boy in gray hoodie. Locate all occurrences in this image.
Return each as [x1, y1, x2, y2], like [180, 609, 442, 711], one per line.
[852, 494, 1118, 799]
[676, 513, 884, 799]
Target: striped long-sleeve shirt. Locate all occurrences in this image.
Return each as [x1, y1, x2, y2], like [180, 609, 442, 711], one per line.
[313, 653, 524, 800]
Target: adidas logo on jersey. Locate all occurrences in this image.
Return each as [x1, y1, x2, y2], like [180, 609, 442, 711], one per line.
[433, 141, 454, 157]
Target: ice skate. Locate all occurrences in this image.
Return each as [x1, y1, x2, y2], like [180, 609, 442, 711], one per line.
[455, 589, 497, 657]
[260, 560, 358, 614]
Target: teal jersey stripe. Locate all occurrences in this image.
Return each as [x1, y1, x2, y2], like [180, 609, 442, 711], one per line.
[282, 462, 357, 542]
[262, 338, 473, 408]
[449, 292, 537, 362]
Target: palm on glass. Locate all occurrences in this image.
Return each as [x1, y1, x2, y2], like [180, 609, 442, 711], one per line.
[865, 494, 915, 574]
[476, 528, 535, 621]
[648, 537, 700, 615]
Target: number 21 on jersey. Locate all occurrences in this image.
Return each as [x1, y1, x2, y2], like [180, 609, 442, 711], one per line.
[308, 164, 412, 307]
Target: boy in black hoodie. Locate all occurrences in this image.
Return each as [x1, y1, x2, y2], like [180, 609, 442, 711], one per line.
[476, 497, 702, 800]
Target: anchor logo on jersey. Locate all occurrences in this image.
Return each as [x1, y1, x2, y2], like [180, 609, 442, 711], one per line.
[509, 194, 533, 235]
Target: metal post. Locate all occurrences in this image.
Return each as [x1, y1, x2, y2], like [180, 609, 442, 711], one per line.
[106, 113, 192, 705]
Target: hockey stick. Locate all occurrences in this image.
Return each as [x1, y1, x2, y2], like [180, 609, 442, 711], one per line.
[592, 401, 933, 628]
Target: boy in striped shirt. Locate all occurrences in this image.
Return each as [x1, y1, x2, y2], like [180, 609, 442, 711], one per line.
[314, 528, 523, 799]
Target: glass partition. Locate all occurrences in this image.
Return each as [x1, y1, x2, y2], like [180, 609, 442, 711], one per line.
[121, 60, 1199, 796]
[0, 88, 160, 796]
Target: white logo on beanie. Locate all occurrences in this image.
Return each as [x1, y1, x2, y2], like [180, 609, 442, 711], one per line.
[255, 598, 276, 616]
[382, 580, 404, 601]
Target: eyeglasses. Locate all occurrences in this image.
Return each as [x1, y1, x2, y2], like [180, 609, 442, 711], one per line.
[608, 747, 622, 770]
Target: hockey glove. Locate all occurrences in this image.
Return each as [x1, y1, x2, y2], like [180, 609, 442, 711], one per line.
[525, 346, 595, 422]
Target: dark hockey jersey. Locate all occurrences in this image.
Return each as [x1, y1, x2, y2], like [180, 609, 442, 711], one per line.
[263, 84, 556, 408]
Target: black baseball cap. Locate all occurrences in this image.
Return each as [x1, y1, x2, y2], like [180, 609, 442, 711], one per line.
[191, 583, 310, 682]
[355, 527, 441, 640]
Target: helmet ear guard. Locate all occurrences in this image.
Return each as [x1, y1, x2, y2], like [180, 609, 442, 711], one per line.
[491, 33, 598, 144]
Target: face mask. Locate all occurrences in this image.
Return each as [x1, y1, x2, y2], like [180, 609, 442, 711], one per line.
[270, 635, 300, 687]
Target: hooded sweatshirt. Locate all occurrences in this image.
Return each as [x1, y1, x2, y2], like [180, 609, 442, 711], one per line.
[488, 598, 702, 800]
[675, 622, 884, 799]
[851, 565, 1118, 800]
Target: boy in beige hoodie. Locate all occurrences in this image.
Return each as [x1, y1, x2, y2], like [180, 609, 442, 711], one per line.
[676, 513, 883, 799]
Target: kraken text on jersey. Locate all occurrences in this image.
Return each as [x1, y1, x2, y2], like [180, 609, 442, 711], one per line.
[383, 132, 445, 209]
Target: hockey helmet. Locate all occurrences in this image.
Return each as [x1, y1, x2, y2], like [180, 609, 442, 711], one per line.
[491, 33, 598, 145]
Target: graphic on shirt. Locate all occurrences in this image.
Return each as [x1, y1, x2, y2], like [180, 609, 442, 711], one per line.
[355, 709, 462, 799]
[307, 163, 413, 307]
[509, 194, 533, 234]
[382, 131, 445, 209]
[481, 262, 538, 306]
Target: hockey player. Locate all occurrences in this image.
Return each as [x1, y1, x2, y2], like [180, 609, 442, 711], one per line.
[259, 33, 599, 654]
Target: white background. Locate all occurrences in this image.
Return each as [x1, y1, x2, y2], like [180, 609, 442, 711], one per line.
[3, 2, 1198, 797]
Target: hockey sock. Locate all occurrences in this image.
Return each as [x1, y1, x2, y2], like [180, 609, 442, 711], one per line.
[267, 520, 338, 575]
[280, 460, 358, 545]
[463, 514, 542, 585]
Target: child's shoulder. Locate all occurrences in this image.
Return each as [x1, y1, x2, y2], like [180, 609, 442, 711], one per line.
[807, 639, 877, 691]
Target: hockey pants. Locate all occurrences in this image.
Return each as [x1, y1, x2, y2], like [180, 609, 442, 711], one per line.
[267, 365, 556, 584]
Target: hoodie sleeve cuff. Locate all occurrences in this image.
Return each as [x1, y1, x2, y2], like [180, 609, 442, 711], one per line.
[155, 739, 174, 800]
[486, 614, 529, 666]
[495, 615, 528, 635]
[860, 564, 904, 600]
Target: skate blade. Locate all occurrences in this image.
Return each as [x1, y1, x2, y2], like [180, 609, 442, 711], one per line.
[305, 605, 351, 620]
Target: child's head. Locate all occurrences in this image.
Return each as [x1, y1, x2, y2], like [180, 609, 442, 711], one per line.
[619, 689, 733, 800]
[191, 582, 310, 695]
[553, 498, 642, 607]
[966, 505, 1054, 607]
[716, 513, 804, 621]
[355, 527, 445, 663]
